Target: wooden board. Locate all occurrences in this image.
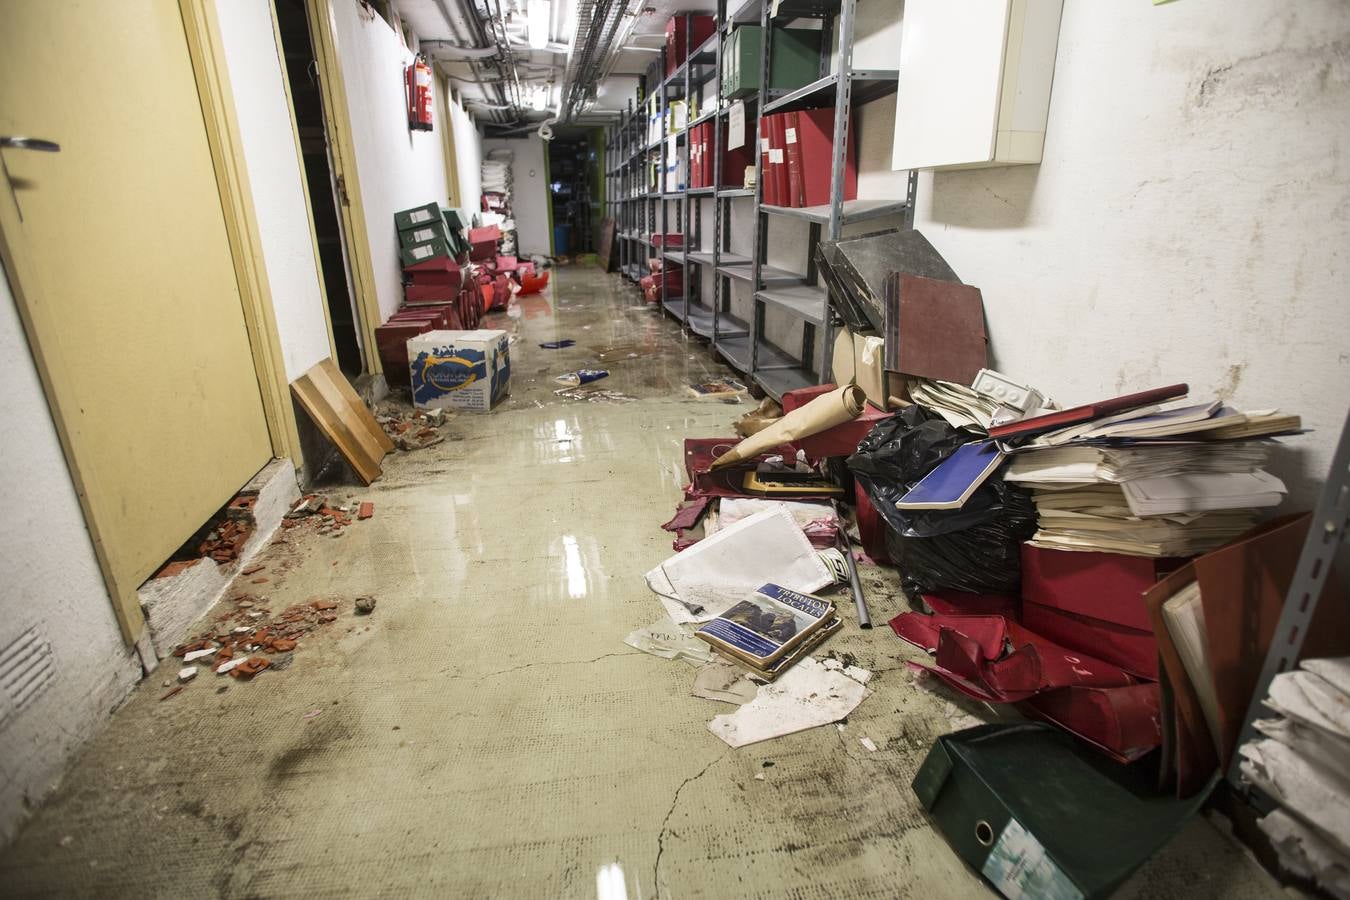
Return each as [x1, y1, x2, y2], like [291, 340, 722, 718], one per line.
[291, 359, 389, 484]
[597, 218, 617, 272]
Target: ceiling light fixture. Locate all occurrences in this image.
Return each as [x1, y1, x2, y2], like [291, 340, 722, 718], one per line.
[527, 0, 550, 49]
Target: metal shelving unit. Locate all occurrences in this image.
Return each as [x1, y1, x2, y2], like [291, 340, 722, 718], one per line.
[743, 0, 915, 400]
[603, 0, 917, 400]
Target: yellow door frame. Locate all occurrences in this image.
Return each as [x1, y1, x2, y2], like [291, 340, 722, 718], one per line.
[267, 0, 342, 368]
[439, 76, 464, 210]
[302, 0, 386, 375]
[179, 0, 301, 465]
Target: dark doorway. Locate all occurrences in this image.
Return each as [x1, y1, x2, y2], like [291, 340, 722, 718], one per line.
[547, 132, 601, 258]
[272, 0, 363, 376]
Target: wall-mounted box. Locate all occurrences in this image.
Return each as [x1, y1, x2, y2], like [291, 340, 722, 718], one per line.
[892, 0, 1064, 171]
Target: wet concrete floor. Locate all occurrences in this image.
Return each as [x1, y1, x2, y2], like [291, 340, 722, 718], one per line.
[0, 266, 1282, 897]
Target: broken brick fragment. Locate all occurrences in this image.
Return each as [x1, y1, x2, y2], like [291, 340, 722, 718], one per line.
[310, 599, 338, 611]
[241, 564, 265, 576]
[269, 638, 297, 652]
[318, 613, 337, 624]
[156, 560, 201, 579]
[357, 502, 374, 520]
[173, 639, 211, 658]
[229, 656, 270, 679]
[251, 577, 269, 584]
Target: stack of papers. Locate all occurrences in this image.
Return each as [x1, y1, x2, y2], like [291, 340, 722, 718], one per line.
[1005, 397, 1295, 556]
[1005, 442, 1270, 484]
[907, 378, 1002, 431]
[1028, 497, 1259, 556]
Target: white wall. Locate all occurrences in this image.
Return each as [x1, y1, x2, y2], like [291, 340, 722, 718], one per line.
[332, 1, 450, 321]
[444, 83, 484, 228]
[483, 136, 552, 256]
[216, 0, 333, 381]
[911, 0, 1350, 508]
[0, 266, 142, 847]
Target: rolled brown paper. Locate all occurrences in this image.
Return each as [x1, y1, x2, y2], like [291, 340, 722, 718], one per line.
[710, 384, 867, 470]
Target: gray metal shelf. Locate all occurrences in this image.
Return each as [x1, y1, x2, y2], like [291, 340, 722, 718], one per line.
[760, 198, 910, 225]
[716, 188, 754, 199]
[756, 284, 827, 325]
[761, 70, 899, 115]
[718, 262, 801, 286]
[754, 366, 817, 401]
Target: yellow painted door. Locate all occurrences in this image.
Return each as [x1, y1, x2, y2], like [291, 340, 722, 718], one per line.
[0, 2, 273, 628]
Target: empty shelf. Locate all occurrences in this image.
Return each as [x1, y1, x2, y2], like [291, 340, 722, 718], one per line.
[717, 263, 803, 287]
[762, 70, 900, 115]
[760, 198, 910, 226]
[754, 366, 817, 401]
[756, 284, 827, 324]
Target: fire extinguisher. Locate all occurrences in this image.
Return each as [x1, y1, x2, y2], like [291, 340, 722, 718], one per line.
[407, 56, 433, 131]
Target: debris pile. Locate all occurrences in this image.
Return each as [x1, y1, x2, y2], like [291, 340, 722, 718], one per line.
[376, 404, 447, 451]
[170, 593, 350, 684]
[153, 488, 261, 577]
[282, 494, 372, 536]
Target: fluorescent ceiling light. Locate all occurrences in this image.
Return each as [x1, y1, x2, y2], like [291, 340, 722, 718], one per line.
[527, 0, 549, 49]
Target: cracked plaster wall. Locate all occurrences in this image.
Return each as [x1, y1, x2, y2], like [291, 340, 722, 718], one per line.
[0, 267, 142, 848]
[911, 0, 1350, 508]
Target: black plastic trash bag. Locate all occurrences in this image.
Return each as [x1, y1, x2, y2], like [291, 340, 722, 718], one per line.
[847, 405, 1037, 595]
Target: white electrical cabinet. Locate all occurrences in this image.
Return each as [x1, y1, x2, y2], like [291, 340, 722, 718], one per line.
[891, 0, 1063, 171]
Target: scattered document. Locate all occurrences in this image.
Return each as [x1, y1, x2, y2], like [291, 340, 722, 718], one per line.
[645, 505, 834, 624]
[707, 657, 872, 748]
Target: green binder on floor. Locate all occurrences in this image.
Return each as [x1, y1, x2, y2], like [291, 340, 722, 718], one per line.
[913, 723, 1215, 899]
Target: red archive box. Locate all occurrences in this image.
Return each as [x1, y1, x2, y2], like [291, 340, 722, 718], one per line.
[665, 15, 715, 76]
[792, 107, 856, 208]
[1018, 545, 1189, 679]
[376, 317, 436, 388]
[404, 283, 457, 304]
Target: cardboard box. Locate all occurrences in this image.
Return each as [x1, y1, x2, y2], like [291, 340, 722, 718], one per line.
[408, 330, 510, 412]
[395, 202, 441, 232]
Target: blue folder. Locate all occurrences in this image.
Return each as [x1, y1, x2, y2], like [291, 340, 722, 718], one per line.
[897, 440, 1006, 510]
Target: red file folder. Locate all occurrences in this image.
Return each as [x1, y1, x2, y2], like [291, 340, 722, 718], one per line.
[758, 118, 775, 205]
[795, 107, 857, 208]
[784, 110, 804, 207]
[767, 113, 790, 208]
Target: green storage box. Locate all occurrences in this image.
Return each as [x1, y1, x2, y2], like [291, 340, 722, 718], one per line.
[398, 220, 449, 249]
[394, 202, 442, 232]
[722, 25, 822, 100]
[400, 237, 452, 269]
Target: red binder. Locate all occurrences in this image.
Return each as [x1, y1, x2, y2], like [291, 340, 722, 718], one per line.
[767, 113, 789, 208]
[987, 384, 1190, 440]
[690, 123, 702, 189]
[796, 107, 857, 208]
[783, 110, 804, 207]
[758, 117, 775, 205]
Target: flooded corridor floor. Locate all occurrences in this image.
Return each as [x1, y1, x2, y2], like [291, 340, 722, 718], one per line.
[0, 266, 1281, 897]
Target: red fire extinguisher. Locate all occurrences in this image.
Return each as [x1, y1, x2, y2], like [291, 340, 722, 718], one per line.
[407, 56, 433, 131]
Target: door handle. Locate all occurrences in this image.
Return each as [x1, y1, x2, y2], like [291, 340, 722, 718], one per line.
[0, 137, 60, 152]
[1, 137, 61, 221]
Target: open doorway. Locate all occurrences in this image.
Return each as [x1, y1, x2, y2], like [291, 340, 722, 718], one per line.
[547, 131, 602, 259]
[272, 0, 363, 376]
